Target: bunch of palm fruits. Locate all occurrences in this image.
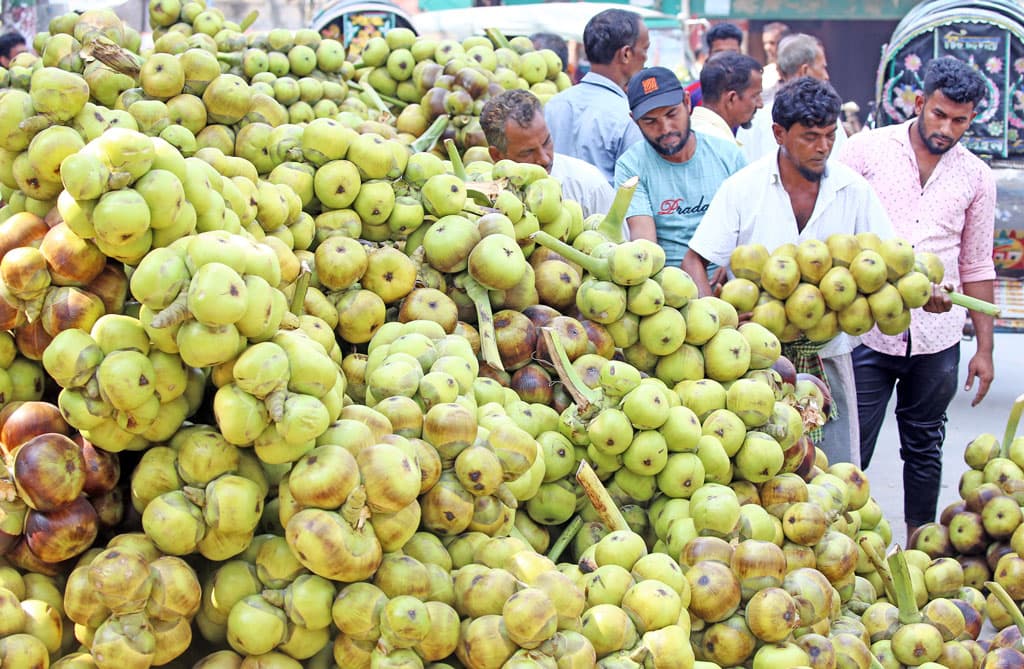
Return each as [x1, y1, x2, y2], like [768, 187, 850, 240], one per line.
[347, 25, 570, 151]
[0, 3, 1016, 668]
[40, 314, 200, 454]
[0, 210, 130, 373]
[60, 533, 203, 667]
[907, 394, 1024, 643]
[0, 330, 44, 411]
[0, 402, 121, 572]
[721, 234, 998, 343]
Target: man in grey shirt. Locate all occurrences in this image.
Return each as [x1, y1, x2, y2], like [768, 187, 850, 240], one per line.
[544, 8, 649, 185]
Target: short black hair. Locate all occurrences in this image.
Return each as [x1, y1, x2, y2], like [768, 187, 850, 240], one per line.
[530, 33, 568, 72]
[480, 89, 542, 153]
[583, 9, 643, 65]
[0, 32, 26, 60]
[772, 76, 841, 130]
[701, 52, 763, 104]
[923, 56, 987, 108]
[706, 23, 743, 50]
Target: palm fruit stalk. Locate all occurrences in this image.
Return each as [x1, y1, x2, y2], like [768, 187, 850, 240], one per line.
[593, 175, 639, 243]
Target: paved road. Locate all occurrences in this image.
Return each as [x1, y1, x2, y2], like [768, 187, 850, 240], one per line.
[862, 331, 1023, 548]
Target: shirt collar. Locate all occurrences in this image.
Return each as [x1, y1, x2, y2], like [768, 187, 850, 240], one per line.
[581, 71, 628, 98]
[893, 118, 967, 159]
[692, 106, 735, 135]
[892, 118, 963, 182]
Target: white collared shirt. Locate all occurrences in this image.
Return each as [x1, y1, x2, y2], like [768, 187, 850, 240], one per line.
[550, 153, 615, 220]
[690, 106, 739, 145]
[687, 150, 894, 357]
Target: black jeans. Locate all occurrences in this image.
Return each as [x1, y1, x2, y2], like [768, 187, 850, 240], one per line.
[853, 342, 960, 527]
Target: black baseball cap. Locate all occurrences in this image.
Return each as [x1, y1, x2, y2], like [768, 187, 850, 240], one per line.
[627, 67, 685, 118]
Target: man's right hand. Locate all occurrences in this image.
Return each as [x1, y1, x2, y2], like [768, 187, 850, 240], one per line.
[681, 249, 714, 297]
[709, 266, 729, 293]
[923, 283, 954, 313]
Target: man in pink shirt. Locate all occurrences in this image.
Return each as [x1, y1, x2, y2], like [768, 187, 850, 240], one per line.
[839, 56, 996, 538]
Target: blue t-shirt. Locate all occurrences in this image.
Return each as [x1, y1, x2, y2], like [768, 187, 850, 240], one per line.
[614, 132, 745, 268]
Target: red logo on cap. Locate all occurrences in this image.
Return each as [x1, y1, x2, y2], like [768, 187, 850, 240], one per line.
[642, 77, 659, 94]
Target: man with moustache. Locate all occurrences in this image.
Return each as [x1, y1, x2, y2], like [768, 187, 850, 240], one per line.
[614, 67, 745, 272]
[839, 56, 995, 537]
[682, 77, 894, 467]
[690, 51, 764, 145]
[481, 89, 613, 219]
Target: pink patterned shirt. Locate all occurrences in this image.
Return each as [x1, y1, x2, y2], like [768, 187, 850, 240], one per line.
[838, 119, 996, 357]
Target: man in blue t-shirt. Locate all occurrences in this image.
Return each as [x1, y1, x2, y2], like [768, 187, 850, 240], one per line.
[614, 66, 746, 275]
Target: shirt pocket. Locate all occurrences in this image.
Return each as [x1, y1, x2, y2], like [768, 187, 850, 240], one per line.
[928, 180, 973, 237]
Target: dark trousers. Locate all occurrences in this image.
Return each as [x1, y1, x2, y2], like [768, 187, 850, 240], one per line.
[853, 343, 960, 527]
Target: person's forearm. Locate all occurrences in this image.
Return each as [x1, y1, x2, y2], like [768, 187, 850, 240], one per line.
[627, 217, 657, 243]
[681, 250, 712, 297]
[963, 279, 994, 354]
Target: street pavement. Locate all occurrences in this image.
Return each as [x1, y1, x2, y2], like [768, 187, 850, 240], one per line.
[861, 331, 1023, 548]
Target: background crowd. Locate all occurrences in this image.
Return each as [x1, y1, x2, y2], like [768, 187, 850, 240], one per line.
[480, 10, 997, 539]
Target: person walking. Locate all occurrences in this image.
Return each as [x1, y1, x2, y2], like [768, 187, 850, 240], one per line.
[682, 77, 894, 466]
[615, 67, 745, 272]
[838, 56, 996, 538]
[544, 9, 648, 185]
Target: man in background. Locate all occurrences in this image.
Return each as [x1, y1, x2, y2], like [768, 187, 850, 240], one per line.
[691, 51, 764, 145]
[687, 22, 744, 108]
[707, 22, 744, 54]
[615, 67, 745, 271]
[482, 89, 614, 219]
[530, 32, 569, 73]
[839, 56, 995, 539]
[544, 9, 648, 185]
[738, 33, 843, 162]
[0, 31, 27, 67]
[760, 21, 790, 89]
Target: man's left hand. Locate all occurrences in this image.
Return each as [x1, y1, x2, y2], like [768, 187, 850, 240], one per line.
[965, 351, 994, 407]
[923, 283, 954, 313]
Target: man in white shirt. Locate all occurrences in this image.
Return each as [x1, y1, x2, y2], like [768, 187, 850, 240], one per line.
[738, 33, 846, 163]
[760, 22, 790, 90]
[691, 51, 764, 145]
[480, 89, 614, 219]
[682, 77, 894, 467]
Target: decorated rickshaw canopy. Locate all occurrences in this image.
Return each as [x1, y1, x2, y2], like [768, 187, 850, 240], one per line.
[875, 0, 1024, 160]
